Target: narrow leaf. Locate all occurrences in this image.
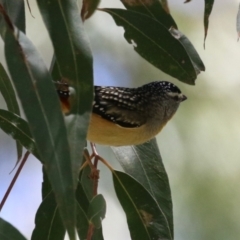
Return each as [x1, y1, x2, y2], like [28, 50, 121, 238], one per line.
[37, 0, 94, 189]
[237, 3, 240, 40]
[113, 170, 173, 240]
[169, 27, 205, 73]
[0, 0, 25, 33]
[31, 192, 65, 240]
[204, 0, 214, 48]
[32, 168, 65, 240]
[75, 179, 91, 240]
[0, 217, 27, 240]
[76, 203, 89, 240]
[0, 5, 76, 239]
[0, 64, 20, 119]
[0, 63, 22, 161]
[0, 109, 39, 160]
[77, 166, 105, 240]
[112, 138, 173, 237]
[120, 0, 177, 28]
[80, 164, 95, 201]
[160, 0, 170, 14]
[87, 194, 106, 229]
[101, 8, 197, 84]
[81, 0, 101, 20]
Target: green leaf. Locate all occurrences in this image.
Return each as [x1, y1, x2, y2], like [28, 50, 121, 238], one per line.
[0, 0, 25, 33]
[237, 3, 240, 40]
[0, 63, 22, 161]
[204, 0, 214, 47]
[169, 27, 205, 73]
[112, 138, 173, 238]
[120, 0, 177, 29]
[80, 164, 95, 201]
[32, 168, 65, 240]
[81, 0, 101, 20]
[76, 203, 89, 240]
[76, 179, 104, 240]
[119, 1, 204, 77]
[113, 170, 173, 240]
[75, 179, 90, 239]
[0, 217, 27, 240]
[101, 8, 197, 84]
[31, 192, 65, 240]
[0, 64, 20, 119]
[87, 194, 106, 229]
[37, 0, 94, 189]
[0, 6, 76, 239]
[0, 109, 40, 160]
[77, 166, 104, 240]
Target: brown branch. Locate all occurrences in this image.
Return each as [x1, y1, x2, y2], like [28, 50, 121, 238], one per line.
[87, 223, 94, 240]
[0, 151, 30, 211]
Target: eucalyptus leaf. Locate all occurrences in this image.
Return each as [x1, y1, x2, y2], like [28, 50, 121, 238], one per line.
[76, 179, 90, 240]
[0, 0, 25, 34]
[113, 170, 173, 240]
[0, 6, 76, 239]
[87, 194, 106, 229]
[0, 217, 27, 240]
[37, 0, 94, 190]
[101, 8, 197, 84]
[0, 109, 39, 160]
[112, 138, 173, 237]
[120, 0, 177, 28]
[76, 176, 104, 240]
[31, 191, 65, 240]
[169, 27, 205, 73]
[0, 63, 22, 161]
[81, 0, 100, 20]
[204, 0, 215, 47]
[237, 3, 240, 40]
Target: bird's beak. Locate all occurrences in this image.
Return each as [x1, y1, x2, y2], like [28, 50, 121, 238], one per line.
[179, 94, 187, 102]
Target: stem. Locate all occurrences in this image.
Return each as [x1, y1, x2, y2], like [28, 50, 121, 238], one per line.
[0, 151, 30, 211]
[86, 223, 94, 240]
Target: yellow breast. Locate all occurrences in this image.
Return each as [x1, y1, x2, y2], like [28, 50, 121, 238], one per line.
[87, 113, 166, 146]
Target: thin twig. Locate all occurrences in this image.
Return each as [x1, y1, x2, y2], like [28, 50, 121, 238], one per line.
[0, 151, 30, 211]
[97, 155, 114, 172]
[86, 223, 94, 240]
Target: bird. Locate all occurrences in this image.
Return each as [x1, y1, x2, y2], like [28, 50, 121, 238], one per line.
[56, 81, 187, 146]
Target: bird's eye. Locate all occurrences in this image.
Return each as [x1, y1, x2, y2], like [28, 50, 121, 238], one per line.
[166, 91, 180, 100]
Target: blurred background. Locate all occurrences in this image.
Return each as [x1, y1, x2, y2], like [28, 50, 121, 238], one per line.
[1, 0, 240, 239]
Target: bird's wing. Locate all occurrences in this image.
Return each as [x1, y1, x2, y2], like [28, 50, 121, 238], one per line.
[93, 86, 148, 128]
